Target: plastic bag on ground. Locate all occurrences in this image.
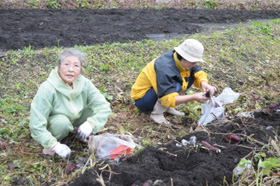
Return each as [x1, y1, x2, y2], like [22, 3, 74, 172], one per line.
[88, 133, 140, 162]
[217, 87, 240, 105]
[233, 158, 252, 181]
[198, 87, 239, 126]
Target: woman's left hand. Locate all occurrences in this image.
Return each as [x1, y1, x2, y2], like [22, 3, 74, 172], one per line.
[201, 81, 217, 96]
[77, 121, 94, 142]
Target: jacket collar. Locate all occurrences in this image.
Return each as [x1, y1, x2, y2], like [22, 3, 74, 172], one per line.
[173, 52, 186, 71]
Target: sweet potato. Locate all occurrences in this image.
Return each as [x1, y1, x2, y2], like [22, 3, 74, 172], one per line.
[201, 141, 221, 153]
[225, 134, 241, 144]
[65, 162, 76, 175]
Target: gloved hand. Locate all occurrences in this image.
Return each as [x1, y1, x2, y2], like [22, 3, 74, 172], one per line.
[52, 142, 71, 159]
[77, 121, 93, 142]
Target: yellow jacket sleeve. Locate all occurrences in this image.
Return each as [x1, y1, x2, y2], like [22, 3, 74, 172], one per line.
[159, 92, 179, 108]
[193, 71, 208, 90]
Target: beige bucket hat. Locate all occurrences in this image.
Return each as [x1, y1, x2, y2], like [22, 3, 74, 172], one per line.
[174, 39, 205, 63]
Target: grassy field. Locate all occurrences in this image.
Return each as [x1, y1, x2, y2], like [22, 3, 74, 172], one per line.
[0, 18, 280, 185]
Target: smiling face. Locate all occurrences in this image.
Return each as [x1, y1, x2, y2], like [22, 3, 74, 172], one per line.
[58, 55, 81, 85]
[180, 58, 197, 70]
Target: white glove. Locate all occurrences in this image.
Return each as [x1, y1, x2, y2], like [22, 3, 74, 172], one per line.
[52, 142, 71, 159]
[77, 121, 93, 142]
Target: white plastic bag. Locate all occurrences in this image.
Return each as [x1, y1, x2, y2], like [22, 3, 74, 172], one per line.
[233, 158, 252, 181]
[198, 87, 239, 126]
[88, 133, 139, 162]
[198, 96, 225, 125]
[217, 87, 240, 105]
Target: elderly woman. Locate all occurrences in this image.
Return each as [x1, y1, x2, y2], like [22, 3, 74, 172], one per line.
[29, 50, 111, 159]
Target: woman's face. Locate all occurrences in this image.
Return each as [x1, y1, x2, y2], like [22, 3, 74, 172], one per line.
[58, 55, 81, 85]
[180, 58, 197, 70]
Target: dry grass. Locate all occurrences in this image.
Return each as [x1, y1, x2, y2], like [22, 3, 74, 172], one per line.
[1, 0, 279, 10]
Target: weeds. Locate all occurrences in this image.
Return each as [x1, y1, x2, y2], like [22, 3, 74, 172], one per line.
[1, 0, 280, 10]
[232, 136, 280, 185]
[46, 0, 61, 9]
[204, 0, 218, 9]
[251, 21, 273, 35]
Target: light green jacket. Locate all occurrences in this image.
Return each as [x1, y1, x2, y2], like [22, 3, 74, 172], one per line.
[29, 68, 112, 149]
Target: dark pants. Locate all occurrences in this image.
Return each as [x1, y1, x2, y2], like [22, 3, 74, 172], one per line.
[134, 82, 182, 112]
[135, 76, 194, 112]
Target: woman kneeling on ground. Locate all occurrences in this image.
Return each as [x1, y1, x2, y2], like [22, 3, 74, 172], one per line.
[29, 50, 112, 159]
[130, 39, 216, 124]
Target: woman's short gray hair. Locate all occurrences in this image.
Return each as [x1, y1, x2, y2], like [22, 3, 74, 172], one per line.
[57, 49, 85, 67]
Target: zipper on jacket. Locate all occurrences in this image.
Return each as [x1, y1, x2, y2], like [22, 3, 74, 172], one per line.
[70, 88, 78, 121]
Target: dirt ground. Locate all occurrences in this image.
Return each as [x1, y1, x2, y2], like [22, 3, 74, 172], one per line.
[0, 9, 280, 51]
[70, 107, 280, 186]
[1, 8, 280, 186]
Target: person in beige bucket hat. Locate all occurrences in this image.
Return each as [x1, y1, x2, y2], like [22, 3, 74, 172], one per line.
[130, 39, 216, 125]
[174, 39, 205, 63]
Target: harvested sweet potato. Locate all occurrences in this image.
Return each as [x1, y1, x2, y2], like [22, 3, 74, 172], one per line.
[225, 134, 241, 144]
[201, 141, 221, 153]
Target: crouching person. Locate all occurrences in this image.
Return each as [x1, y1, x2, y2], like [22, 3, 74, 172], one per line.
[29, 50, 112, 159]
[130, 39, 216, 124]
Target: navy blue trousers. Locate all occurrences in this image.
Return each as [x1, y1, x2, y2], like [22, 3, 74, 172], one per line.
[135, 76, 194, 112]
[135, 82, 181, 112]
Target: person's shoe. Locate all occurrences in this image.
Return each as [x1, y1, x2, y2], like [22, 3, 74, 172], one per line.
[150, 101, 170, 125]
[150, 113, 170, 125]
[166, 107, 185, 116]
[43, 148, 55, 156]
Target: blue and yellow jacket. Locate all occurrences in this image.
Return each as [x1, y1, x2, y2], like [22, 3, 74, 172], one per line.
[130, 50, 208, 108]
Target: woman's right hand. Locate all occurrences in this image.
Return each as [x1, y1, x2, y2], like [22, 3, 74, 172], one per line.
[52, 142, 71, 159]
[194, 92, 208, 103]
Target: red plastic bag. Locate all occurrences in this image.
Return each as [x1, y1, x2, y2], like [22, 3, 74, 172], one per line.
[88, 133, 139, 162]
[109, 145, 131, 160]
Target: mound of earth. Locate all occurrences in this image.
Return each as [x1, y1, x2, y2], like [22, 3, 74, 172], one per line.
[0, 9, 280, 51]
[69, 106, 280, 186]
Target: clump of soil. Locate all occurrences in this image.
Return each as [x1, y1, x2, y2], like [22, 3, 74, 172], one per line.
[69, 108, 280, 186]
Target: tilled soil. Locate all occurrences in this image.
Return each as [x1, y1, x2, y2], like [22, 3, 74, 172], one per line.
[0, 9, 280, 51]
[70, 108, 280, 186]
